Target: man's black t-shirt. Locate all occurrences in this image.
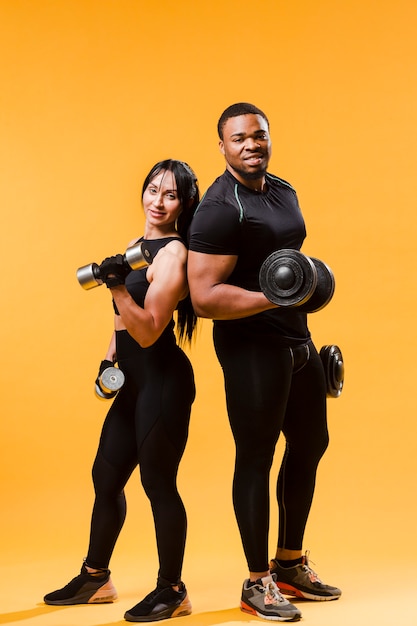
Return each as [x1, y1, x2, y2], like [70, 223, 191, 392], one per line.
[188, 169, 310, 343]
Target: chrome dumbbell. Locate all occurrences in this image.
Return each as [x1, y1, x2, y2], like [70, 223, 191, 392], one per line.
[76, 242, 148, 290]
[95, 360, 125, 400]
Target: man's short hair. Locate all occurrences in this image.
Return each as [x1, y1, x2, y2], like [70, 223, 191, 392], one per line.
[217, 103, 269, 139]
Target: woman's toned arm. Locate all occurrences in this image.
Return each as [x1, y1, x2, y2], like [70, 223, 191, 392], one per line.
[111, 241, 188, 348]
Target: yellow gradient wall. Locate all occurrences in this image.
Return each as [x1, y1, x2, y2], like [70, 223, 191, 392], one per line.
[1, 0, 416, 580]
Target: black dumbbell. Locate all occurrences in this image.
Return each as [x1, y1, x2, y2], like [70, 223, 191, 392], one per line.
[95, 361, 126, 400]
[297, 257, 335, 313]
[259, 249, 335, 313]
[320, 344, 344, 398]
[76, 242, 148, 290]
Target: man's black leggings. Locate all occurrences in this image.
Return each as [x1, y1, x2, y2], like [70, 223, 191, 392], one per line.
[86, 330, 195, 584]
[214, 326, 329, 573]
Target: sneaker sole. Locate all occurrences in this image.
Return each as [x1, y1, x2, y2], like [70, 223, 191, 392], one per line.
[44, 595, 117, 605]
[44, 583, 118, 605]
[240, 600, 301, 622]
[124, 597, 192, 622]
[277, 582, 340, 602]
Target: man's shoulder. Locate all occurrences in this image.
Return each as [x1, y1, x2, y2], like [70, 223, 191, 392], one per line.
[266, 172, 297, 193]
[196, 171, 238, 213]
[204, 170, 235, 197]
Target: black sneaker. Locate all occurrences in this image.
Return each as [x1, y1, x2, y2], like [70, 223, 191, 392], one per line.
[124, 577, 192, 622]
[241, 574, 302, 622]
[270, 552, 341, 601]
[44, 563, 118, 605]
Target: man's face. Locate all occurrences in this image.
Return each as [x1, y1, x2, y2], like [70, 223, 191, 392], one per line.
[219, 114, 271, 185]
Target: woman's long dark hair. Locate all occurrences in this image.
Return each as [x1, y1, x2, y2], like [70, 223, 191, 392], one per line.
[142, 159, 200, 344]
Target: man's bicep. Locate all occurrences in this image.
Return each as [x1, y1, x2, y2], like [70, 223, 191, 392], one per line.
[188, 251, 236, 284]
[187, 251, 237, 318]
[187, 251, 237, 310]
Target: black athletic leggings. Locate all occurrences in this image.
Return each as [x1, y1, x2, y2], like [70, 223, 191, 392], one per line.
[86, 329, 195, 584]
[213, 325, 329, 573]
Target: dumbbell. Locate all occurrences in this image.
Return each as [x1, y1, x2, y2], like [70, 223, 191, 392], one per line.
[259, 249, 335, 313]
[76, 242, 148, 290]
[320, 344, 344, 398]
[95, 363, 125, 400]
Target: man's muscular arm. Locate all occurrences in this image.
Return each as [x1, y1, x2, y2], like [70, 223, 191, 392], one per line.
[187, 250, 277, 320]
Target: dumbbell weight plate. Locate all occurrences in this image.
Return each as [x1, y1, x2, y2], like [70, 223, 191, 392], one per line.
[297, 257, 335, 313]
[259, 249, 317, 307]
[320, 344, 344, 398]
[76, 263, 103, 290]
[99, 366, 125, 394]
[124, 242, 148, 271]
[95, 383, 116, 400]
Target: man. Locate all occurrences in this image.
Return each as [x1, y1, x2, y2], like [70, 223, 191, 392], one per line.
[187, 103, 341, 622]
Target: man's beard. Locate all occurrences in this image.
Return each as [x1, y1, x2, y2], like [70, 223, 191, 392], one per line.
[234, 165, 267, 181]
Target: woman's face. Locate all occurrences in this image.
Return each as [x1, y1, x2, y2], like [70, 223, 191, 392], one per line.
[142, 169, 182, 229]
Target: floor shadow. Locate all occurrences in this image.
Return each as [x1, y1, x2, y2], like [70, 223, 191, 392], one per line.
[0, 603, 305, 625]
[180, 607, 260, 624]
[0, 605, 67, 624]
[90, 607, 274, 625]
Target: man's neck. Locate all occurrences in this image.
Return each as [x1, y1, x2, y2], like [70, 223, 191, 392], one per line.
[226, 167, 267, 192]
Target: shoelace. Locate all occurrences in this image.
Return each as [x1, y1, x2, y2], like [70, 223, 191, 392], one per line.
[302, 552, 322, 583]
[264, 580, 286, 605]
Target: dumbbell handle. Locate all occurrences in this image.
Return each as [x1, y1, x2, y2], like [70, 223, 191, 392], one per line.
[76, 242, 148, 290]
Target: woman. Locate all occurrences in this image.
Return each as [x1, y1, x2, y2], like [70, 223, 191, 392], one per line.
[44, 160, 200, 623]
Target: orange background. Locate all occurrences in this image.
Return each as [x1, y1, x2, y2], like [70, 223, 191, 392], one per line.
[1, 1, 416, 625]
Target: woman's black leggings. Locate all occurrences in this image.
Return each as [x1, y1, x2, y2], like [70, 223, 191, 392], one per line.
[214, 326, 329, 573]
[86, 330, 195, 584]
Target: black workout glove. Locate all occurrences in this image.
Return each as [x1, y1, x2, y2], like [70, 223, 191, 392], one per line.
[99, 254, 131, 288]
[95, 359, 117, 400]
[97, 359, 114, 379]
